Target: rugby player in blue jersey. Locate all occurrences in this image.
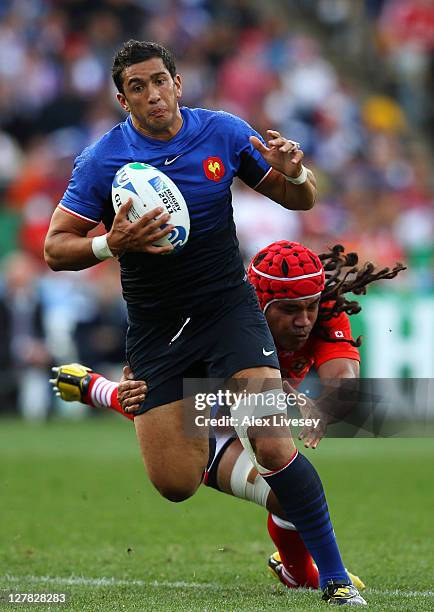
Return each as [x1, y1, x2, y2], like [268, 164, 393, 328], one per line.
[44, 40, 366, 605]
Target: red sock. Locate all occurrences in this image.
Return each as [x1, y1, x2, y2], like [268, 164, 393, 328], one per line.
[267, 512, 319, 589]
[84, 374, 134, 421]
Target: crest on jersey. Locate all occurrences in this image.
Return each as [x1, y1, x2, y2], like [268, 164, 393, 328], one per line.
[203, 156, 225, 181]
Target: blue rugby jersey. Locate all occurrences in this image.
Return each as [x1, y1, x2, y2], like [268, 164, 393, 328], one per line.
[59, 107, 271, 318]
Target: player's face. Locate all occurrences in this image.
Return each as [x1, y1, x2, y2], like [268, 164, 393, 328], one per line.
[117, 58, 182, 140]
[265, 297, 320, 351]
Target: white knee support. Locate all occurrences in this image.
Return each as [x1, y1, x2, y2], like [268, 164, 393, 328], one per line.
[230, 448, 271, 508]
[230, 388, 285, 473]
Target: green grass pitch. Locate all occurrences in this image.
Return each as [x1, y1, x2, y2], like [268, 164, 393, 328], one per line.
[0, 417, 433, 611]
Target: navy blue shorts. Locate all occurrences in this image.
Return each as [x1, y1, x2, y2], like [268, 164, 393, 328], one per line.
[126, 285, 280, 414]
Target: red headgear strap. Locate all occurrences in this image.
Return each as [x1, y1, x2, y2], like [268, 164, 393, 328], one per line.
[248, 241, 325, 312]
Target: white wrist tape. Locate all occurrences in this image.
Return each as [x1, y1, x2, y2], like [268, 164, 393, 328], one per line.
[91, 234, 114, 260]
[285, 164, 308, 185]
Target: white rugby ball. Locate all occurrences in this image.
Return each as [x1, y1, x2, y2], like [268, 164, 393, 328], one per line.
[112, 162, 190, 252]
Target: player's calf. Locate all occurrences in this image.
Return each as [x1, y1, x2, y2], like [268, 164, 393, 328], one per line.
[229, 387, 354, 593]
[206, 436, 366, 594]
[206, 437, 320, 589]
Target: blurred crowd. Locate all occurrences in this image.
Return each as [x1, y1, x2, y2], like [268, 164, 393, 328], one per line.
[0, 0, 432, 415]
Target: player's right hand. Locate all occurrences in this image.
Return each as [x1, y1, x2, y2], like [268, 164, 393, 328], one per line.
[297, 415, 327, 449]
[118, 365, 148, 413]
[283, 380, 327, 449]
[107, 198, 175, 255]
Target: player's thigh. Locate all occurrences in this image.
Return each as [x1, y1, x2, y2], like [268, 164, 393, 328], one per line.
[135, 399, 210, 501]
[232, 365, 281, 389]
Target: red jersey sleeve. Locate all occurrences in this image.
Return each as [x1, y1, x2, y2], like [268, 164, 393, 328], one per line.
[311, 311, 360, 369]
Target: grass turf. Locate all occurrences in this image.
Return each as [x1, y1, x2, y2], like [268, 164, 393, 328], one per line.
[0, 417, 433, 610]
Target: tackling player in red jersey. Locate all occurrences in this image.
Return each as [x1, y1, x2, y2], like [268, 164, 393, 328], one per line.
[52, 241, 404, 596]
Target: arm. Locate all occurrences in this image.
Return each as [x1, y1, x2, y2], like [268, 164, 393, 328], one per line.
[284, 357, 359, 449]
[44, 200, 174, 272]
[250, 130, 316, 210]
[317, 357, 360, 380]
[297, 357, 360, 449]
[316, 357, 360, 424]
[45, 207, 107, 271]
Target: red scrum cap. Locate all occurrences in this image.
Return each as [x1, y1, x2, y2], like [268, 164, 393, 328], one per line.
[248, 241, 325, 312]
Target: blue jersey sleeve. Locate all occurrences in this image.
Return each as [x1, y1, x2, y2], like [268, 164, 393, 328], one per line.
[59, 145, 111, 223]
[229, 115, 271, 188]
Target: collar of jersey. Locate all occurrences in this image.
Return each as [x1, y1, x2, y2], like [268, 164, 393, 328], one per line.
[126, 106, 189, 148]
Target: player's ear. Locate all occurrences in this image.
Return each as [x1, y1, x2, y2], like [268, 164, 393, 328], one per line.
[174, 74, 182, 100]
[116, 92, 130, 113]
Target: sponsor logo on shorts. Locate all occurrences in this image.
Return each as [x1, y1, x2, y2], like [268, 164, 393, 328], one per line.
[263, 348, 275, 356]
[335, 330, 344, 338]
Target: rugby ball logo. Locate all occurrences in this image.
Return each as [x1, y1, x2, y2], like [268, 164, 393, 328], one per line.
[167, 226, 187, 249]
[112, 162, 190, 253]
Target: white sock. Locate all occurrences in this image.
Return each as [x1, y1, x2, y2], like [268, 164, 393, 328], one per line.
[90, 377, 118, 409]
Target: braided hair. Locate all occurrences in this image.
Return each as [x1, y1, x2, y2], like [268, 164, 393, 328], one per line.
[315, 244, 406, 346]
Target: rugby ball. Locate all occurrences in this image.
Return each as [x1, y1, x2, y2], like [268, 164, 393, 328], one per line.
[112, 162, 190, 252]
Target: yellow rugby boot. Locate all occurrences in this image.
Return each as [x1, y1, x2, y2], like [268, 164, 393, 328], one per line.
[50, 363, 93, 403]
[322, 580, 367, 606]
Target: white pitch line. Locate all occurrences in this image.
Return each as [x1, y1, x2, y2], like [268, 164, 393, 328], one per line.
[2, 575, 220, 590]
[2, 575, 434, 598]
[368, 588, 434, 598]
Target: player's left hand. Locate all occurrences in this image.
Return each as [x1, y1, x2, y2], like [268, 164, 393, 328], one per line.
[250, 130, 304, 180]
[118, 365, 147, 413]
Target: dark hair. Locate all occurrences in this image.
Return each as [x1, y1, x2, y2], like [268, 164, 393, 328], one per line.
[112, 40, 176, 94]
[314, 244, 406, 346]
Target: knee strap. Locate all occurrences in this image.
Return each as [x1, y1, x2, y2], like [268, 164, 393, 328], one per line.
[230, 448, 271, 508]
[230, 388, 285, 473]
